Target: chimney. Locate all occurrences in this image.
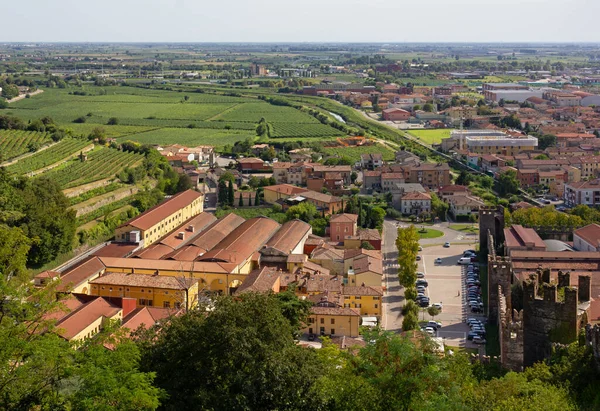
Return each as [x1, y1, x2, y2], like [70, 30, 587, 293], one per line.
[178, 232, 185, 240]
[188, 225, 195, 233]
[578, 275, 592, 302]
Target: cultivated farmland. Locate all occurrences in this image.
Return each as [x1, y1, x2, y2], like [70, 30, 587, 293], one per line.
[115, 128, 256, 147]
[6, 138, 92, 175]
[42, 147, 144, 189]
[0, 130, 51, 161]
[408, 129, 453, 145]
[270, 123, 345, 138]
[321, 144, 396, 163]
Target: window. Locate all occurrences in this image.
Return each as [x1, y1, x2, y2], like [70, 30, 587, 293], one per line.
[330, 328, 335, 335]
[331, 318, 335, 325]
[355, 296, 361, 300]
[175, 302, 181, 309]
[320, 318, 324, 324]
[308, 318, 314, 324]
[355, 303, 361, 308]
[163, 301, 171, 308]
[374, 304, 378, 308]
[373, 296, 379, 300]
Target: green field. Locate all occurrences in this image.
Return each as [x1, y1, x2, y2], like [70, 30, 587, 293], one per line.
[9, 86, 344, 147]
[408, 129, 453, 145]
[115, 127, 256, 147]
[321, 144, 395, 163]
[0, 130, 51, 161]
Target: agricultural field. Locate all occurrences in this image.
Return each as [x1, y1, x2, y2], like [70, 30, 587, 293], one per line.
[408, 129, 454, 145]
[115, 127, 256, 147]
[9, 86, 345, 148]
[270, 123, 345, 138]
[321, 144, 396, 163]
[0, 130, 51, 161]
[42, 147, 144, 189]
[6, 138, 92, 175]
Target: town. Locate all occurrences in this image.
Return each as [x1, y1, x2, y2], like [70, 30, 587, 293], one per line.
[2, 40, 600, 409]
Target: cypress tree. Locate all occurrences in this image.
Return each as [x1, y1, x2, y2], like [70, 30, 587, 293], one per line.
[239, 192, 244, 207]
[227, 181, 235, 206]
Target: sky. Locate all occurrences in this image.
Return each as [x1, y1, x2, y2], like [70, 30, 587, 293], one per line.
[2, 0, 600, 43]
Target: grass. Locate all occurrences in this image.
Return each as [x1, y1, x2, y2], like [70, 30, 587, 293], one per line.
[321, 144, 396, 163]
[116, 128, 256, 148]
[408, 129, 453, 145]
[449, 224, 479, 233]
[417, 228, 444, 239]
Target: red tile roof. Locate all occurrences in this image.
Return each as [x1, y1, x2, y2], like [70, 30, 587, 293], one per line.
[265, 220, 311, 255]
[330, 213, 358, 223]
[119, 190, 203, 231]
[504, 225, 546, 250]
[236, 267, 281, 294]
[574, 224, 600, 248]
[56, 298, 121, 340]
[90, 272, 198, 289]
[57, 257, 106, 292]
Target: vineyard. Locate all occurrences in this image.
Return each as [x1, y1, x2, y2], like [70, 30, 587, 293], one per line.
[0, 130, 51, 161]
[270, 123, 345, 138]
[6, 138, 92, 175]
[214, 103, 320, 123]
[115, 127, 255, 147]
[42, 147, 144, 189]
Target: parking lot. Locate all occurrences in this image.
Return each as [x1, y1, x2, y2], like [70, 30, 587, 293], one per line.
[417, 244, 486, 349]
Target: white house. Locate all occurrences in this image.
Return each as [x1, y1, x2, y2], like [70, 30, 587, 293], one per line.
[573, 224, 600, 252]
[400, 192, 431, 215]
[447, 195, 485, 218]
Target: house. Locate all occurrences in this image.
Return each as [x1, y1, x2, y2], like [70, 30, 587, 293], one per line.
[382, 108, 410, 121]
[89, 273, 199, 310]
[309, 247, 345, 275]
[400, 192, 431, 215]
[395, 150, 420, 165]
[438, 185, 469, 199]
[381, 173, 405, 192]
[391, 183, 427, 209]
[348, 254, 383, 287]
[263, 184, 307, 204]
[237, 158, 267, 173]
[564, 179, 600, 207]
[360, 153, 384, 170]
[259, 220, 312, 265]
[329, 213, 358, 242]
[573, 224, 600, 252]
[291, 190, 343, 215]
[115, 190, 204, 249]
[342, 286, 383, 319]
[405, 163, 451, 189]
[235, 266, 282, 294]
[363, 170, 382, 191]
[304, 300, 360, 337]
[447, 195, 485, 219]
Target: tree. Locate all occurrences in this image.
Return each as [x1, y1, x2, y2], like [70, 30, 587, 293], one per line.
[107, 117, 119, 125]
[137, 293, 323, 411]
[360, 241, 375, 250]
[350, 171, 358, 184]
[227, 180, 234, 206]
[176, 173, 193, 192]
[401, 307, 419, 331]
[427, 306, 440, 320]
[218, 180, 228, 207]
[423, 103, 434, 112]
[0, 99, 7, 109]
[497, 169, 520, 196]
[286, 202, 318, 223]
[239, 192, 244, 207]
[396, 225, 420, 289]
[537, 134, 557, 150]
[430, 193, 448, 221]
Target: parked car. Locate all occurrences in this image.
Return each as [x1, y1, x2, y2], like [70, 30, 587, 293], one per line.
[416, 285, 427, 293]
[431, 302, 443, 310]
[424, 326, 436, 336]
[473, 336, 486, 344]
[416, 279, 428, 287]
[308, 333, 316, 341]
[417, 272, 425, 278]
[427, 321, 442, 329]
[467, 331, 478, 340]
[444, 242, 451, 247]
[418, 299, 430, 308]
[418, 246, 423, 251]
[435, 257, 443, 264]
[416, 255, 422, 261]
[458, 257, 471, 265]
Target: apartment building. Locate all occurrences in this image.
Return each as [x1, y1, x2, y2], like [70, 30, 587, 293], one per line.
[564, 179, 600, 207]
[405, 163, 451, 189]
[115, 190, 204, 249]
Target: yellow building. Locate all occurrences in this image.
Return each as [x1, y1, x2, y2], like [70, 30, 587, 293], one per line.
[465, 135, 538, 156]
[346, 254, 383, 287]
[263, 184, 307, 205]
[89, 272, 200, 310]
[342, 286, 383, 319]
[115, 189, 204, 248]
[304, 302, 361, 337]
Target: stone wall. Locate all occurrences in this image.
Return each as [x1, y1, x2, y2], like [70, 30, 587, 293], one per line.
[488, 255, 513, 324]
[585, 324, 600, 372]
[478, 205, 504, 252]
[498, 284, 524, 371]
[522, 275, 579, 367]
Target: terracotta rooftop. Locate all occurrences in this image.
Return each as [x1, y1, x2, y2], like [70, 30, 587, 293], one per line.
[238, 157, 264, 164]
[344, 248, 382, 260]
[311, 247, 345, 261]
[92, 243, 140, 258]
[57, 257, 106, 292]
[133, 244, 176, 260]
[401, 191, 431, 201]
[119, 190, 203, 231]
[353, 255, 383, 275]
[504, 225, 546, 250]
[311, 306, 360, 317]
[287, 254, 308, 263]
[98, 256, 237, 274]
[198, 217, 281, 265]
[236, 267, 281, 294]
[358, 228, 381, 241]
[264, 219, 311, 255]
[330, 213, 358, 223]
[263, 184, 307, 196]
[157, 212, 217, 249]
[342, 285, 383, 296]
[297, 190, 341, 204]
[90, 272, 198, 290]
[439, 185, 469, 193]
[574, 224, 600, 249]
[56, 297, 121, 340]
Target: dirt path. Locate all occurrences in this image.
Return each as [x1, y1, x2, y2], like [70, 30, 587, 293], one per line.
[7, 89, 44, 103]
[0, 140, 58, 167]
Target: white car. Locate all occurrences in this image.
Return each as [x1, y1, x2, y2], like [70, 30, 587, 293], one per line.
[444, 242, 451, 247]
[435, 257, 442, 264]
[427, 321, 442, 329]
[431, 302, 443, 311]
[424, 327, 436, 336]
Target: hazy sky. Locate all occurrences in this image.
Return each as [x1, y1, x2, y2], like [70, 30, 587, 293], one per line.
[2, 0, 600, 43]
